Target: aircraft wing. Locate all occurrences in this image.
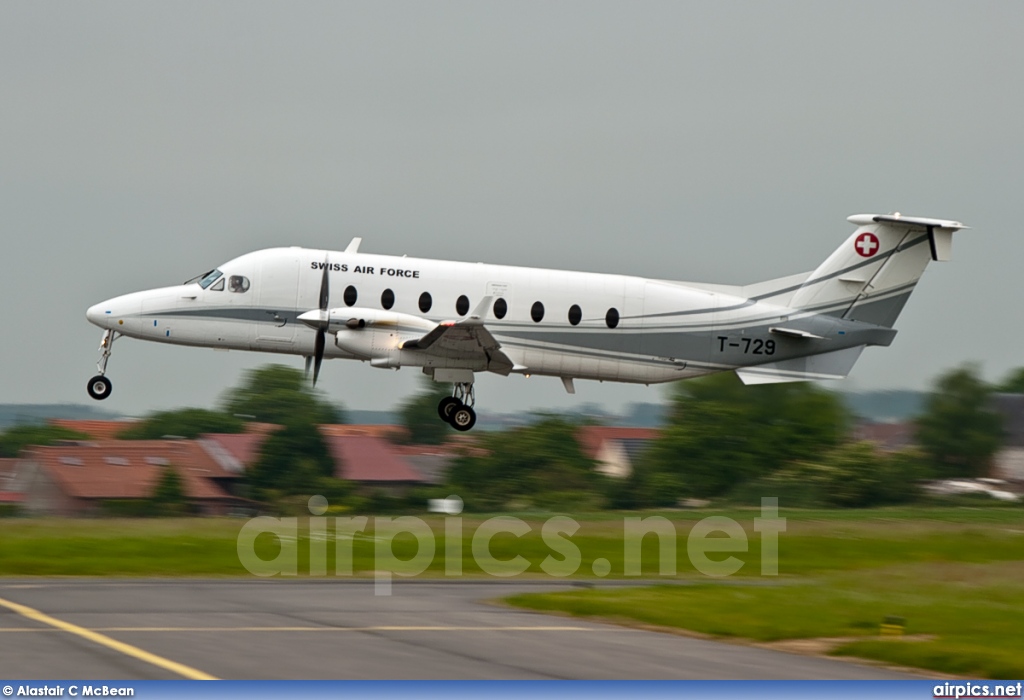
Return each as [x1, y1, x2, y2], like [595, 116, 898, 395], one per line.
[400, 297, 515, 375]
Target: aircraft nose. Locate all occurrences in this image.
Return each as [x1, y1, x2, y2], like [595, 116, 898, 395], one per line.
[86, 301, 110, 328]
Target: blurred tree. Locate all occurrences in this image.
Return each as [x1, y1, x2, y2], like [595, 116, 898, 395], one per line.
[728, 444, 928, 508]
[398, 378, 454, 444]
[997, 367, 1024, 394]
[118, 409, 244, 440]
[643, 373, 849, 498]
[916, 364, 1004, 478]
[150, 467, 189, 516]
[446, 417, 606, 511]
[0, 425, 90, 457]
[221, 364, 344, 425]
[247, 419, 339, 497]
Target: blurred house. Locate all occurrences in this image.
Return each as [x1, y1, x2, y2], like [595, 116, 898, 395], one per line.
[14, 439, 248, 516]
[992, 393, 1024, 483]
[201, 427, 437, 495]
[48, 418, 137, 440]
[324, 435, 431, 495]
[576, 426, 660, 479]
[319, 424, 408, 441]
[393, 445, 455, 485]
[0, 457, 23, 508]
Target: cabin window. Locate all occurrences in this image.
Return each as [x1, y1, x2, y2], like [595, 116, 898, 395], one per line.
[531, 301, 545, 323]
[493, 297, 508, 320]
[381, 288, 395, 310]
[419, 291, 433, 313]
[606, 307, 619, 329]
[343, 285, 358, 307]
[210, 278, 225, 292]
[456, 295, 470, 316]
[229, 276, 250, 293]
[568, 304, 582, 326]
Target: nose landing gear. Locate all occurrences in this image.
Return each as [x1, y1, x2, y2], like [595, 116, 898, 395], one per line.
[437, 382, 477, 432]
[87, 330, 117, 401]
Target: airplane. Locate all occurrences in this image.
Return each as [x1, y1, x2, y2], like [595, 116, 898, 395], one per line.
[85, 213, 966, 431]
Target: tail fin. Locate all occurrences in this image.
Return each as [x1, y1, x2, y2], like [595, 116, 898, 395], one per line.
[788, 214, 968, 327]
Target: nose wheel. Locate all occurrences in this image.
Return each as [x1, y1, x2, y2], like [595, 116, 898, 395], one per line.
[87, 375, 112, 400]
[437, 382, 477, 431]
[87, 330, 118, 401]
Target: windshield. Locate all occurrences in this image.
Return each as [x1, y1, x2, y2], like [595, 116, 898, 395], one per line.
[184, 269, 224, 289]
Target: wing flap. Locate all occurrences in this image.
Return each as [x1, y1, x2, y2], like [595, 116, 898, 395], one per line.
[399, 297, 515, 375]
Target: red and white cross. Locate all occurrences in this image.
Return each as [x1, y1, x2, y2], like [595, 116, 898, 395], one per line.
[855, 232, 880, 258]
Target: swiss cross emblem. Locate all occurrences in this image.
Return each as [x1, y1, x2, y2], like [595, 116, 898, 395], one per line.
[855, 232, 880, 258]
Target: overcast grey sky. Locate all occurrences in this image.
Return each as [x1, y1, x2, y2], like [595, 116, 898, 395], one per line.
[2, 2, 1022, 417]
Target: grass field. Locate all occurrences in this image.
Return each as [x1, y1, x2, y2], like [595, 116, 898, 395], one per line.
[2, 507, 1023, 577]
[1, 507, 1022, 677]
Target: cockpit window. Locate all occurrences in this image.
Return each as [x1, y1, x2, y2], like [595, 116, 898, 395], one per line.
[210, 278, 225, 292]
[186, 269, 224, 289]
[229, 275, 250, 293]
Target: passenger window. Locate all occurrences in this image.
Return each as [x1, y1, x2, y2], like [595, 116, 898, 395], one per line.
[493, 298, 508, 320]
[456, 295, 470, 316]
[606, 307, 619, 329]
[229, 276, 250, 293]
[531, 301, 545, 323]
[568, 304, 582, 326]
[381, 288, 395, 310]
[419, 292, 432, 313]
[210, 278, 225, 292]
[344, 285, 358, 307]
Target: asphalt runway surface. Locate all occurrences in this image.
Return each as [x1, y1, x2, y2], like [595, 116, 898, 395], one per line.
[0, 579, 920, 680]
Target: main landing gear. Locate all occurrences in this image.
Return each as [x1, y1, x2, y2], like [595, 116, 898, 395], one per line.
[437, 382, 476, 432]
[87, 330, 117, 401]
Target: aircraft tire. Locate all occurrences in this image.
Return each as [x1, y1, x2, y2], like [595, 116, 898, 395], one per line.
[449, 405, 476, 432]
[87, 375, 112, 401]
[438, 396, 462, 421]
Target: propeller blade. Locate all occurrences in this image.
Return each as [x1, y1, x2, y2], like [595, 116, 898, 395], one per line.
[313, 329, 325, 386]
[304, 355, 312, 378]
[319, 256, 330, 312]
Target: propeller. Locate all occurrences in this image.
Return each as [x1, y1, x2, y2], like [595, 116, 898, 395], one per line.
[307, 257, 331, 384]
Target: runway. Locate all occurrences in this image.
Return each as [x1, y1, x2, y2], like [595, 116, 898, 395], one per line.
[0, 579, 918, 680]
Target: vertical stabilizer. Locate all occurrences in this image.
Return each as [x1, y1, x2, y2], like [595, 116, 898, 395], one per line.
[787, 214, 967, 328]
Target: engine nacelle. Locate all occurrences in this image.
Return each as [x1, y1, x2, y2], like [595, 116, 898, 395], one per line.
[329, 307, 435, 360]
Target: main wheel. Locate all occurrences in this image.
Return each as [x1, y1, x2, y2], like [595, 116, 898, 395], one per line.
[449, 405, 476, 432]
[87, 375, 112, 401]
[438, 396, 462, 421]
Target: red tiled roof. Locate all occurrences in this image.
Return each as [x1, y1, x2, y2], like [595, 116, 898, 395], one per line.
[0, 458, 18, 480]
[324, 435, 428, 483]
[319, 424, 407, 440]
[201, 433, 268, 470]
[0, 491, 24, 504]
[48, 419, 137, 440]
[23, 440, 236, 500]
[576, 426, 660, 460]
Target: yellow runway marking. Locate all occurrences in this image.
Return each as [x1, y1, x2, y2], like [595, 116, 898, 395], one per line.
[0, 596, 219, 680]
[0, 625, 601, 633]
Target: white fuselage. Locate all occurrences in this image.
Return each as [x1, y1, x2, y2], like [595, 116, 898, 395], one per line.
[85, 214, 967, 400]
[85, 246, 810, 385]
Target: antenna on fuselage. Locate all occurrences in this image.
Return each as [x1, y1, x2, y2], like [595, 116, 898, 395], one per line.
[345, 237, 362, 254]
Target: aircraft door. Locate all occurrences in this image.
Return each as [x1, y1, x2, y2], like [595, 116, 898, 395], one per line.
[255, 254, 299, 349]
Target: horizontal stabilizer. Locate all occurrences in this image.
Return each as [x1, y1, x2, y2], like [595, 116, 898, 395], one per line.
[735, 346, 865, 385]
